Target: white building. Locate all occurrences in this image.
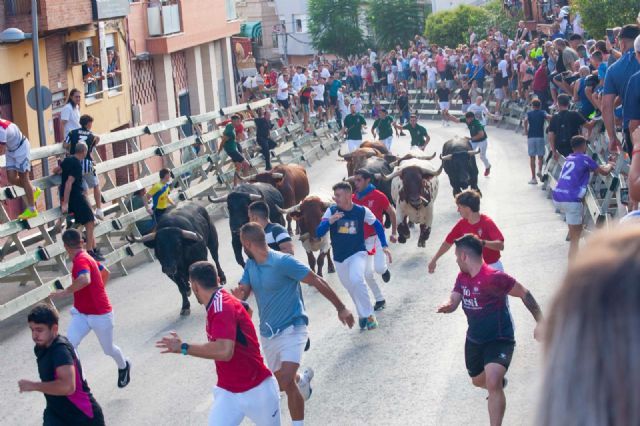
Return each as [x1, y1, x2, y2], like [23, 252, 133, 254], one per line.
[431, 0, 488, 13]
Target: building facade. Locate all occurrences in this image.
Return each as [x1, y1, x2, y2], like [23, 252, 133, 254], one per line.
[235, 0, 281, 64]
[273, 0, 316, 66]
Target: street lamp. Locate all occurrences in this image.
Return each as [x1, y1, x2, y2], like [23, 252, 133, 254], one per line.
[0, 0, 52, 209]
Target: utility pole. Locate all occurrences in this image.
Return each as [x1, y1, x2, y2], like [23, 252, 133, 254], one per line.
[282, 22, 289, 66]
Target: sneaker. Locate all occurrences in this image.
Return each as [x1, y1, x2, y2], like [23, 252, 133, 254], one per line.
[18, 207, 38, 221]
[118, 361, 131, 388]
[89, 249, 106, 262]
[381, 270, 391, 283]
[399, 131, 406, 136]
[528, 179, 538, 185]
[484, 167, 491, 177]
[358, 317, 368, 330]
[297, 367, 314, 401]
[373, 300, 386, 311]
[366, 315, 378, 330]
[33, 187, 42, 202]
[537, 171, 543, 180]
[95, 208, 105, 220]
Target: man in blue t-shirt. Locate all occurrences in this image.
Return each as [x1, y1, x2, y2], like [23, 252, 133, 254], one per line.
[552, 136, 613, 258]
[623, 35, 640, 147]
[233, 223, 354, 426]
[317, 182, 391, 330]
[328, 73, 342, 121]
[523, 99, 551, 184]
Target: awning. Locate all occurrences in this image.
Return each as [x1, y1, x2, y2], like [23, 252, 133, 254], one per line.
[240, 21, 262, 40]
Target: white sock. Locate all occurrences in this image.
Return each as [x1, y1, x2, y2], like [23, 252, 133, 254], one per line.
[293, 421, 304, 426]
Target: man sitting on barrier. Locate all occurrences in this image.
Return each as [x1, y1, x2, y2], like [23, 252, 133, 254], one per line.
[218, 115, 250, 187]
[0, 118, 42, 220]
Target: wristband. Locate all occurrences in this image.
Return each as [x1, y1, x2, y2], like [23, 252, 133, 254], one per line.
[180, 342, 189, 356]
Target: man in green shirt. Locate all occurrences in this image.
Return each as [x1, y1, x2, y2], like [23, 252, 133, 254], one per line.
[342, 104, 367, 152]
[394, 114, 430, 149]
[444, 110, 492, 176]
[372, 108, 395, 151]
[218, 115, 249, 186]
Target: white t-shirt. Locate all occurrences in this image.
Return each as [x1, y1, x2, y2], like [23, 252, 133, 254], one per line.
[369, 51, 377, 63]
[320, 67, 331, 79]
[351, 97, 363, 113]
[468, 103, 490, 125]
[387, 72, 395, 85]
[0, 120, 24, 151]
[426, 66, 437, 81]
[291, 73, 302, 91]
[498, 59, 509, 78]
[312, 85, 325, 102]
[60, 103, 81, 138]
[276, 81, 289, 100]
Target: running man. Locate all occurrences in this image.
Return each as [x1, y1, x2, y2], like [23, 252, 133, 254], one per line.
[18, 304, 105, 425]
[428, 189, 505, 273]
[444, 111, 492, 176]
[317, 182, 392, 330]
[522, 99, 550, 184]
[371, 108, 395, 151]
[145, 168, 175, 225]
[233, 223, 355, 426]
[352, 169, 397, 311]
[342, 103, 367, 153]
[248, 201, 294, 254]
[156, 261, 281, 426]
[394, 114, 430, 149]
[0, 118, 41, 220]
[218, 115, 250, 187]
[50, 229, 131, 388]
[437, 234, 542, 426]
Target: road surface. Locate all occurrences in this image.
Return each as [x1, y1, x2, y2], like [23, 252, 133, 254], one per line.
[0, 119, 570, 426]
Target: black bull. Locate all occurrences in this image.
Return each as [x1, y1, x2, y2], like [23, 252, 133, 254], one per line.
[441, 137, 481, 196]
[209, 183, 284, 267]
[126, 203, 226, 316]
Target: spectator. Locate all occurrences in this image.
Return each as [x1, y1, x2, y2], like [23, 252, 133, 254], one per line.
[627, 127, 640, 214]
[537, 225, 640, 426]
[106, 50, 121, 89]
[547, 94, 595, 159]
[276, 73, 293, 123]
[552, 136, 613, 258]
[573, 66, 595, 119]
[60, 89, 81, 140]
[532, 58, 551, 111]
[523, 99, 550, 184]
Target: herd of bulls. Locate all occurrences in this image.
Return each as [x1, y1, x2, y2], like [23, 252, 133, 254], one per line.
[128, 136, 483, 315]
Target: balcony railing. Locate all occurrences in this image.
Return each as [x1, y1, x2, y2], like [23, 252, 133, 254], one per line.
[147, 0, 182, 37]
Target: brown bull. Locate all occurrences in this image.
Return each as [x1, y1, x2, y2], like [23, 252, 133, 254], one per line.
[246, 164, 310, 233]
[278, 196, 335, 276]
[339, 147, 383, 176]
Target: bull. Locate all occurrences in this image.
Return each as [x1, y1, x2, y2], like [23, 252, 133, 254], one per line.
[440, 136, 481, 196]
[278, 196, 335, 276]
[209, 183, 284, 267]
[243, 164, 310, 234]
[379, 157, 443, 248]
[126, 202, 226, 316]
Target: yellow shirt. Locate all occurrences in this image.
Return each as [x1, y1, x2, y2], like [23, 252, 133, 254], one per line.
[148, 182, 171, 210]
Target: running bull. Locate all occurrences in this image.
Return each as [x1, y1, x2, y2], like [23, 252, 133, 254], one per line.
[243, 164, 310, 234]
[278, 196, 335, 276]
[378, 157, 443, 247]
[209, 183, 284, 267]
[440, 136, 481, 196]
[126, 202, 226, 316]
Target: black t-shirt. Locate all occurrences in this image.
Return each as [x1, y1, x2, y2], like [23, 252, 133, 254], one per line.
[36, 335, 102, 423]
[548, 110, 587, 157]
[60, 156, 85, 200]
[264, 222, 292, 251]
[555, 51, 567, 73]
[526, 109, 547, 138]
[65, 128, 96, 161]
[436, 87, 451, 102]
[444, 63, 455, 80]
[397, 95, 409, 112]
[254, 117, 272, 140]
[459, 88, 471, 104]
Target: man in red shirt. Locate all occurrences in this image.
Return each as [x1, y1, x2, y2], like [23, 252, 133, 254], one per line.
[157, 261, 280, 425]
[352, 169, 397, 311]
[428, 189, 505, 273]
[50, 229, 131, 388]
[531, 57, 550, 112]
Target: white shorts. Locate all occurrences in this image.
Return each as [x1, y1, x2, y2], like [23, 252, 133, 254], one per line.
[260, 325, 308, 373]
[553, 200, 584, 225]
[209, 376, 281, 426]
[381, 136, 393, 151]
[439, 102, 450, 111]
[346, 139, 362, 153]
[4, 139, 31, 173]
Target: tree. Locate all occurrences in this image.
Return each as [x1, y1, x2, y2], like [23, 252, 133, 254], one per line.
[368, 0, 423, 51]
[572, 0, 639, 39]
[424, 5, 488, 47]
[308, 0, 366, 58]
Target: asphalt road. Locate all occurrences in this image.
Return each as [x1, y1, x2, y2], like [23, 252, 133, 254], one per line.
[0, 119, 571, 426]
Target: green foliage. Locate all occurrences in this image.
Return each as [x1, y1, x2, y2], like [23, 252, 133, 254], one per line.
[308, 0, 366, 58]
[572, 0, 639, 39]
[368, 0, 424, 51]
[424, 0, 523, 47]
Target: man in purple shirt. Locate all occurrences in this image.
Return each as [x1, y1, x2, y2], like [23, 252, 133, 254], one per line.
[552, 136, 613, 258]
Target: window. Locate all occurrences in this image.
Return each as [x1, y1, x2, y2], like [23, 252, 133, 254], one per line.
[105, 34, 123, 94]
[225, 0, 237, 20]
[81, 38, 104, 100]
[293, 14, 308, 33]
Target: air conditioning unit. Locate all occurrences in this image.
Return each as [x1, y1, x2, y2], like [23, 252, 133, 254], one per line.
[68, 41, 88, 64]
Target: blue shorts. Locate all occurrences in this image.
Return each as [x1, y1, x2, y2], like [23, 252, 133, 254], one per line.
[527, 137, 546, 157]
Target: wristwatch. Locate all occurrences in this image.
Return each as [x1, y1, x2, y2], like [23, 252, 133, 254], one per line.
[180, 342, 189, 356]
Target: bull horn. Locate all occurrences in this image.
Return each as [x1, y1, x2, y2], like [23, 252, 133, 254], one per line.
[420, 196, 430, 204]
[208, 194, 228, 203]
[380, 169, 401, 182]
[249, 194, 263, 201]
[271, 172, 284, 180]
[418, 152, 437, 161]
[440, 153, 453, 161]
[181, 230, 201, 241]
[126, 232, 156, 244]
[468, 148, 481, 156]
[421, 162, 444, 177]
[276, 203, 301, 215]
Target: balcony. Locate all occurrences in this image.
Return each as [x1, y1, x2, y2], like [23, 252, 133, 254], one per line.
[4, 0, 93, 33]
[147, 0, 183, 37]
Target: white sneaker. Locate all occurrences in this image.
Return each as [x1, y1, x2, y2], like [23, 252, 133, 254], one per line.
[95, 208, 105, 220]
[297, 367, 314, 401]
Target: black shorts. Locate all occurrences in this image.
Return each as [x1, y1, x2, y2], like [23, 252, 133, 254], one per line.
[522, 80, 532, 90]
[465, 339, 515, 377]
[313, 100, 324, 109]
[68, 194, 94, 225]
[225, 149, 245, 164]
[44, 404, 105, 425]
[277, 99, 290, 109]
[623, 128, 632, 157]
[154, 208, 167, 224]
[330, 95, 338, 106]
